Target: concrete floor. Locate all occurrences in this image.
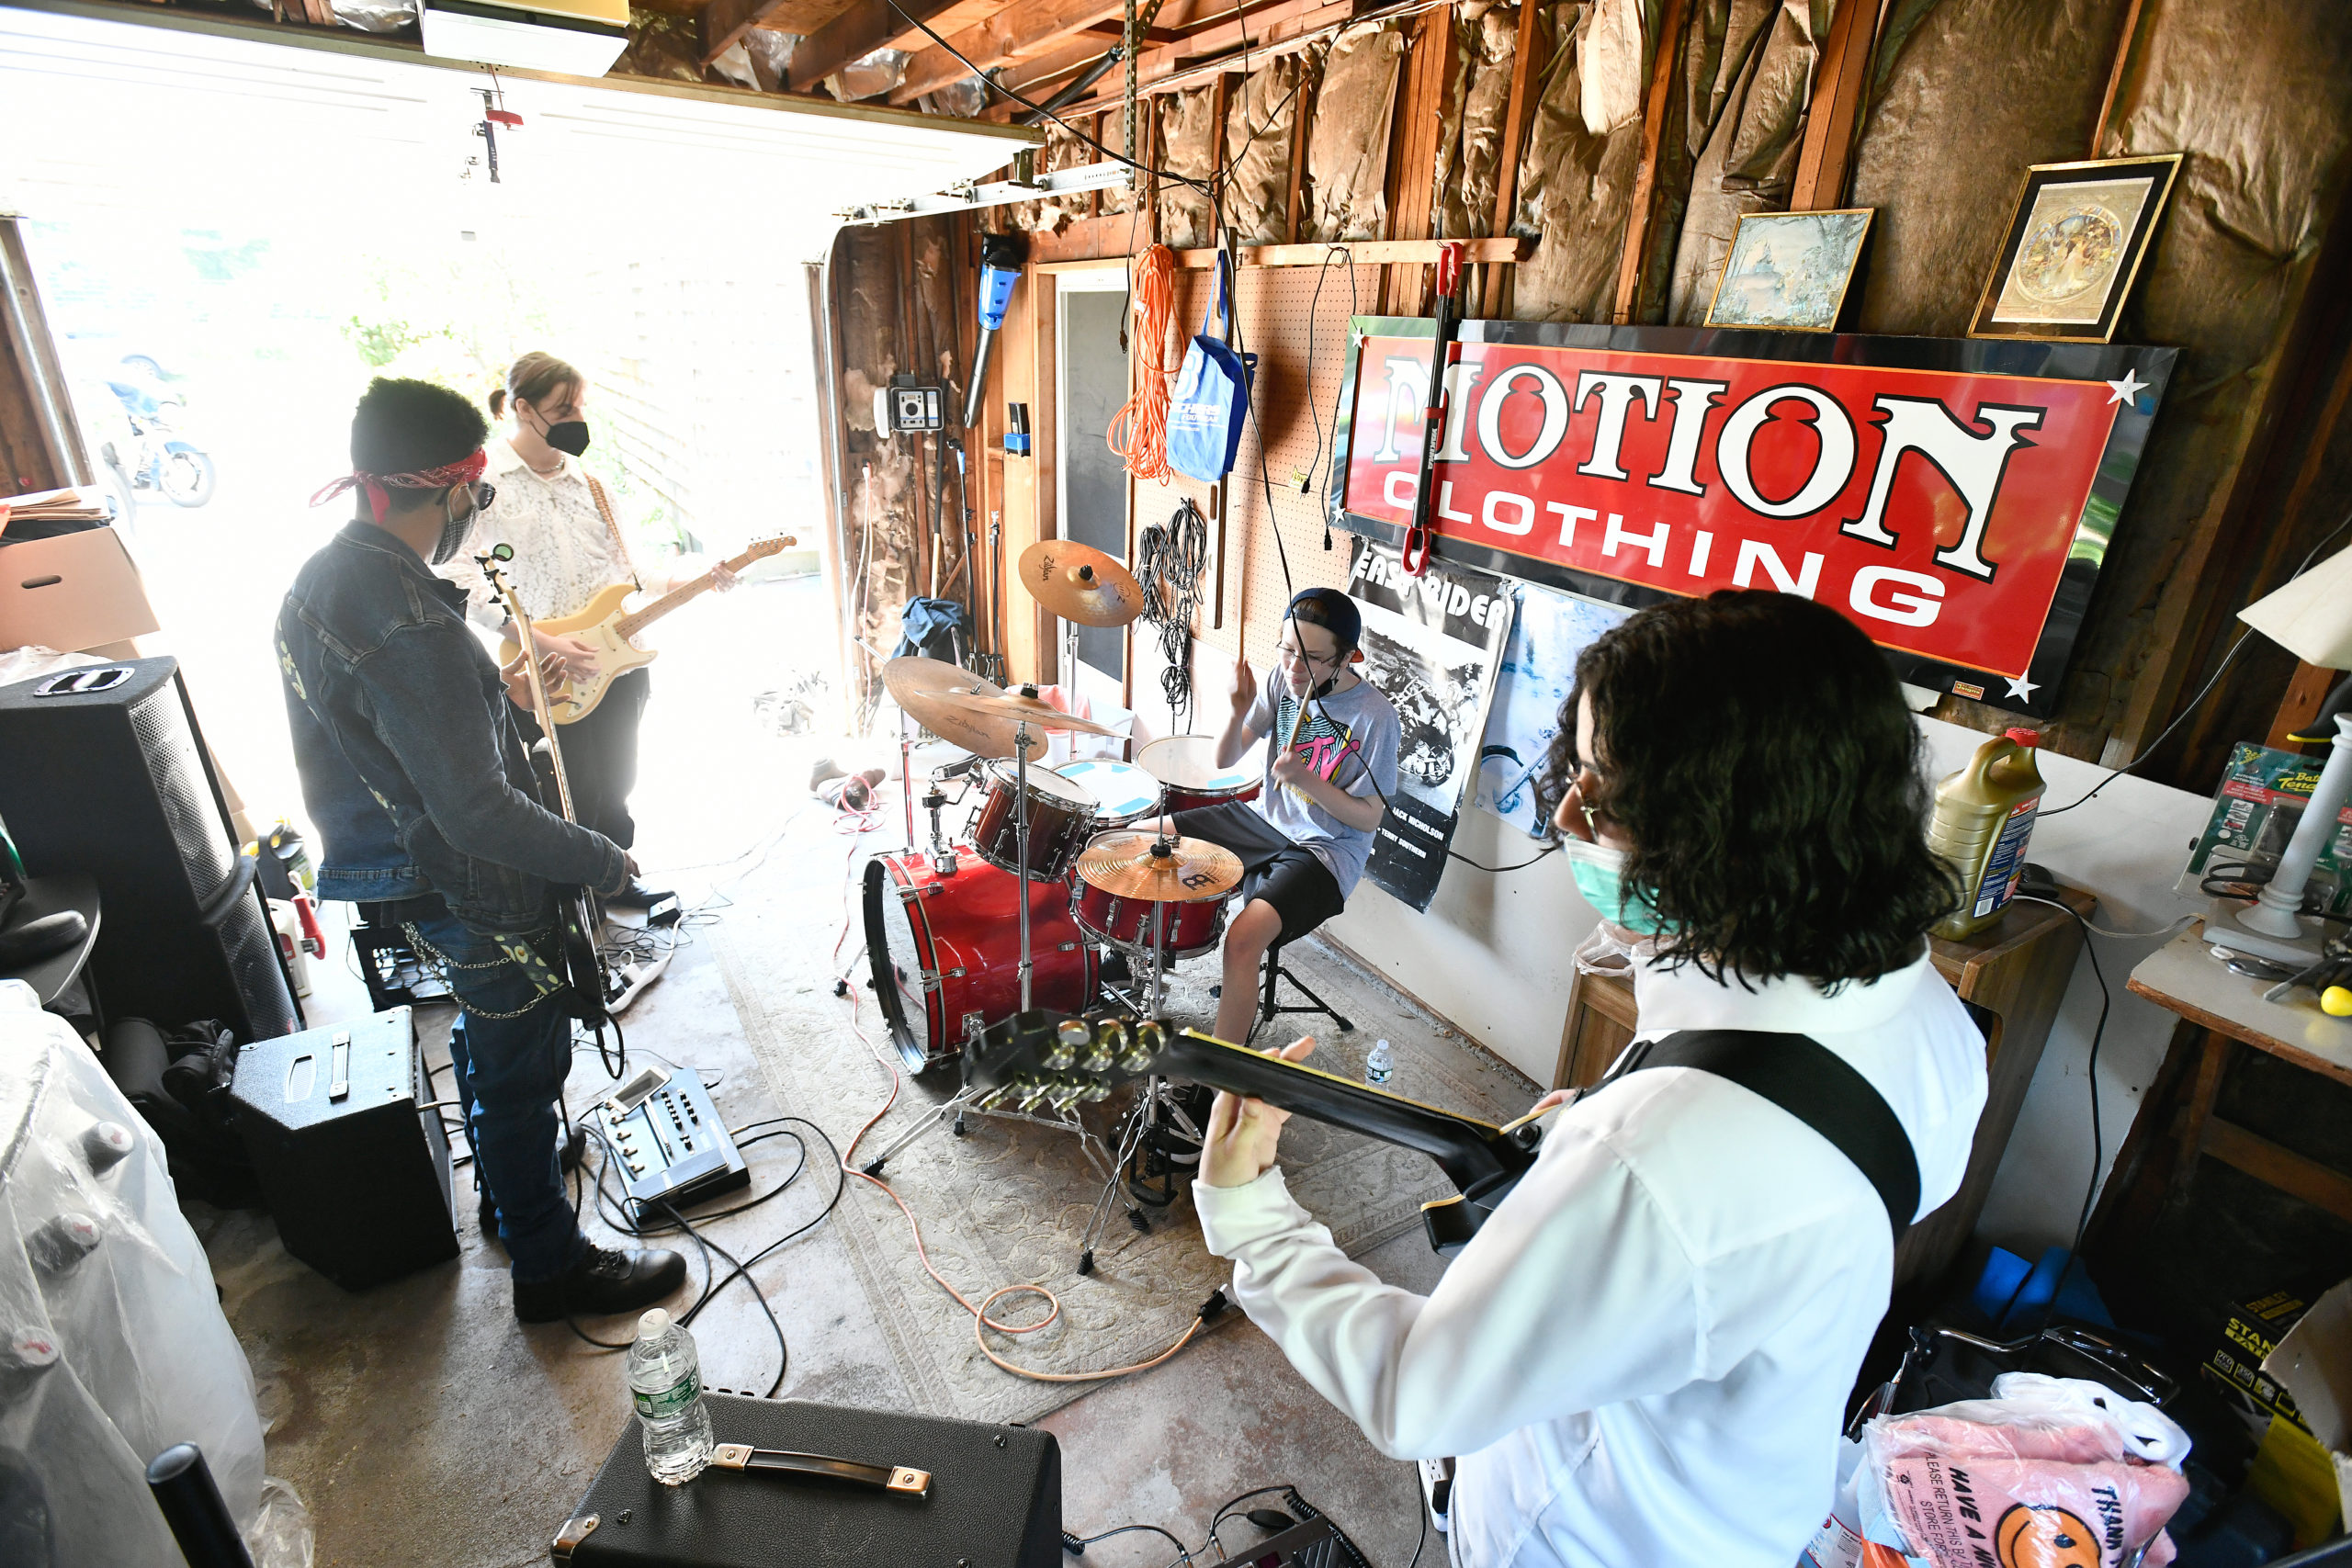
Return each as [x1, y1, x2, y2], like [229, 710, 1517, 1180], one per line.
[187, 574, 1499, 1568]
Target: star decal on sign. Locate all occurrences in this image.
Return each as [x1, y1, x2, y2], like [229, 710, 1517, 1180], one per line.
[2005, 673, 2041, 702]
[2105, 369, 2149, 409]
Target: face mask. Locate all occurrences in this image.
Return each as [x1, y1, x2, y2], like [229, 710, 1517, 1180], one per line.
[1561, 836, 1665, 935]
[543, 419, 591, 457]
[430, 488, 478, 566]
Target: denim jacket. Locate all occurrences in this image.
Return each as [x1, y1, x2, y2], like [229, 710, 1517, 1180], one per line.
[277, 520, 624, 932]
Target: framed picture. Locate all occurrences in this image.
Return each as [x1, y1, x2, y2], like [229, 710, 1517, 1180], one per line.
[1970, 153, 2183, 343]
[1702, 209, 1874, 332]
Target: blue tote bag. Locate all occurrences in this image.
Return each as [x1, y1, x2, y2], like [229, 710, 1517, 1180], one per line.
[1167, 254, 1258, 482]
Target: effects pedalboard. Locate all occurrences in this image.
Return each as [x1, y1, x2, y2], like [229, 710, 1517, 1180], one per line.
[594, 1064, 749, 1212]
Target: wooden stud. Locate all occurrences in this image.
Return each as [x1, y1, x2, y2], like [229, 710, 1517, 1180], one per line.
[1284, 52, 1319, 244]
[1482, 0, 1549, 320]
[1788, 0, 1878, 212]
[1611, 0, 1690, 324]
[2267, 663, 2346, 750]
[1385, 6, 1454, 316]
[2091, 0, 2148, 158]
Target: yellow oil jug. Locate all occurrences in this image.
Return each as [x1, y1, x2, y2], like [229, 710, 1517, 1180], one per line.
[1930, 728, 2047, 940]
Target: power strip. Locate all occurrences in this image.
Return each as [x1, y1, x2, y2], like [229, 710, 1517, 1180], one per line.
[596, 1066, 749, 1211]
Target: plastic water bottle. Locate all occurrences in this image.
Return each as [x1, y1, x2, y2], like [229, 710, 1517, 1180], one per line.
[627, 1308, 715, 1485]
[1365, 1038, 1394, 1087]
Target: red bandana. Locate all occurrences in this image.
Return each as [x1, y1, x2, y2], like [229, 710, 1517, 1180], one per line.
[311, 449, 489, 524]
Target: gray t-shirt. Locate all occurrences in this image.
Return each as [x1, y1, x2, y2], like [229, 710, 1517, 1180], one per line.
[1244, 668, 1401, 897]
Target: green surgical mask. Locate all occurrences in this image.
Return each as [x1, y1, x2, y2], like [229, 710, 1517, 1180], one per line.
[1562, 836, 1665, 935]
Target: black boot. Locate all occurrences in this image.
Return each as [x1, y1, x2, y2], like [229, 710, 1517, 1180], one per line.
[514, 1242, 687, 1324]
[604, 877, 674, 910]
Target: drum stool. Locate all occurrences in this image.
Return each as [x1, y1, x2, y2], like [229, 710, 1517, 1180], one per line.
[1211, 934, 1352, 1046]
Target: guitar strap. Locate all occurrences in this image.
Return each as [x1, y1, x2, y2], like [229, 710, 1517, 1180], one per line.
[581, 472, 641, 591]
[1602, 1030, 1922, 1240]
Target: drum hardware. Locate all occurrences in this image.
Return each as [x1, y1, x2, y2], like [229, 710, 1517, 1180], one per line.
[921, 784, 959, 877]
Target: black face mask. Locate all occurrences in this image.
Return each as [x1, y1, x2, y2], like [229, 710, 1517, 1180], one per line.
[543, 419, 591, 457]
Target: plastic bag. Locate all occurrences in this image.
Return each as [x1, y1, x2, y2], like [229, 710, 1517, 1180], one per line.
[1857, 1374, 2192, 1568]
[247, 1474, 316, 1568]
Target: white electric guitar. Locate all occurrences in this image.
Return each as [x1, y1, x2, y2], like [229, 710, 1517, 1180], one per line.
[494, 535, 795, 724]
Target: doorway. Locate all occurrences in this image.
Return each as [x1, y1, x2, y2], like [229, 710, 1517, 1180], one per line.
[1056, 267, 1130, 706]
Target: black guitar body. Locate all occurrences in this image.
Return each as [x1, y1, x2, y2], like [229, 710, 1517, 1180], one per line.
[966, 1009, 1541, 1256]
[523, 736, 610, 1029]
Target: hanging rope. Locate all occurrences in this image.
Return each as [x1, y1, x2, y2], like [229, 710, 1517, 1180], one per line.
[1106, 243, 1177, 482]
[1136, 497, 1208, 728]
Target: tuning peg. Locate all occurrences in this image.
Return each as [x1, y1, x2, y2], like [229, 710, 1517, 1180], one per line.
[1047, 1083, 1087, 1114]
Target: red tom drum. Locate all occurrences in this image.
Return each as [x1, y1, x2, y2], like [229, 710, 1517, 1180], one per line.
[968, 760, 1098, 881]
[1069, 878, 1231, 960]
[1136, 735, 1261, 815]
[863, 848, 1098, 1072]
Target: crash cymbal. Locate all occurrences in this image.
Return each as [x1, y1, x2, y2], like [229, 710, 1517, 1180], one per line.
[1076, 831, 1242, 902]
[927, 684, 1120, 738]
[882, 657, 1018, 758]
[1018, 539, 1146, 627]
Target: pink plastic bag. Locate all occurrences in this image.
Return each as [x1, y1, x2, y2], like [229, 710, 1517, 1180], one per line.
[1860, 1375, 2191, 1568]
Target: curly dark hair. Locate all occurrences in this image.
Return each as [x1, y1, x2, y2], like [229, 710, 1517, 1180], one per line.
[350, 377, 489, 483]
[1535, 590, 1961, 990]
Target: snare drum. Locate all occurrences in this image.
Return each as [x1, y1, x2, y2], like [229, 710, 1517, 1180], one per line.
[1136, 735, 1261, 814]
[969, 760, 1097, 880]
[863, 849, 1098, 1071]
[1069, 877, 1231, 959]
[1054, 758, 1165, 829]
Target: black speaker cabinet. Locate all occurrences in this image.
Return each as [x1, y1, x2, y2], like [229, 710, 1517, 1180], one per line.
[229, 1006, 458, 1289]
[0, 658, 299, 1041]
[556, 1395, 1062, 1568]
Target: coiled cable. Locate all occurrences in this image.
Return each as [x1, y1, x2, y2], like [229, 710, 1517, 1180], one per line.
[1106, 244, 1178, 482]
[1136, 497, 1208, 727]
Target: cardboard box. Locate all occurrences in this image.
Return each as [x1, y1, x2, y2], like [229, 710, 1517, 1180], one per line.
[0, 526, 160, 655]
[2204, 1289, 2312, 1433]
[2261, 1277, 2352, 1545]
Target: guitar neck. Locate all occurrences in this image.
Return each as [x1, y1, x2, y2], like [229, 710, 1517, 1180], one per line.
[490, 578, 580, 824]
[1161, 1032, 1529, 1192]
[613, 544, 764, 641]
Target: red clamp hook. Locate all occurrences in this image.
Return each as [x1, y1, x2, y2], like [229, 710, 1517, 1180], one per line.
[1400, 243, 1469, 579]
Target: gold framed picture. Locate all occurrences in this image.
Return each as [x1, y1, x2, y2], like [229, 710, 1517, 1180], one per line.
[1969, 153, 2183, 343]
[1702, 209, 1874, 333]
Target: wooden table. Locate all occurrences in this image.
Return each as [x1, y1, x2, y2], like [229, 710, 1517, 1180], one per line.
[2089, 926, 2352, 1243]
[1555, 886, 2097, 1287]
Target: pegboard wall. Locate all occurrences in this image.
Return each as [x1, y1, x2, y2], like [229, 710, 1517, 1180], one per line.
[1133, 261, 1386, 684]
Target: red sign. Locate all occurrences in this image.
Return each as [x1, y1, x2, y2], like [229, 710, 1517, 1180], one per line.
[1340, 330, 2143, 687]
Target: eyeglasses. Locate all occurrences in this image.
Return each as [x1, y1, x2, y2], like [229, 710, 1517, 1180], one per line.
[1276, 639, 1340, 671]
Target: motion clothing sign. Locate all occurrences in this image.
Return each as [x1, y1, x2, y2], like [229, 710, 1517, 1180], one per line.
[1329, 319, 2177, 716]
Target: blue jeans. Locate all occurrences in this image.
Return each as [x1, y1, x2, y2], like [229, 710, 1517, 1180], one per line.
[402, 901, 586, 1283]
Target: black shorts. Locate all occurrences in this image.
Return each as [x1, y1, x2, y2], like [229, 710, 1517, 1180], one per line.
[1170, 801, 1345, 946]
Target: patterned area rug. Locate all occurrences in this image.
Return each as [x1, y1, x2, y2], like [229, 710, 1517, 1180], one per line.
[709, 863, 1532, 1427]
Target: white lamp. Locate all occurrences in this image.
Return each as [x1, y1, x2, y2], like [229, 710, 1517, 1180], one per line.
[2206, 541, 2352, 965]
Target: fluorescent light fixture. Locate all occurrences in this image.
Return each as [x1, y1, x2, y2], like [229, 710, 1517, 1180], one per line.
[420, 0, 628, 77]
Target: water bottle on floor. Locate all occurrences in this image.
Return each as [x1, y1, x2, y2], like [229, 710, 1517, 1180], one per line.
[627, 1308, 715, 1485]
[1365, 1038, 1393, 1087]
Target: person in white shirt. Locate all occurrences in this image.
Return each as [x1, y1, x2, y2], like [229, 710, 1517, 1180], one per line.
[440, 352, 735, 908]
[1193, 589, 1987, 1568]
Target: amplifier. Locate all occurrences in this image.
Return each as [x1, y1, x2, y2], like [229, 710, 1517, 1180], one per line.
[228, 1007, 458, 1290]
[554, 1394, 1060, 1568]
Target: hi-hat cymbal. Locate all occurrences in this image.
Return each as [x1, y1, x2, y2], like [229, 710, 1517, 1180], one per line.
[1018, 540, 1145, 627]
[927, 684, 1120, 738]
[882, 657, 1017, 757]
[1077, 831, 1242, 902]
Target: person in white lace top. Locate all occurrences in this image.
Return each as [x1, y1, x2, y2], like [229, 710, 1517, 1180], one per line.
[438, 353, 735, 908]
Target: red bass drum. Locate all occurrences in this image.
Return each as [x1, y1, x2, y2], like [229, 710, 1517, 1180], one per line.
[863, 848, 1098, 1073]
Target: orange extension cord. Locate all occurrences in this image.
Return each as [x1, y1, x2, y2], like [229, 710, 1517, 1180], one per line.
[829, 818, 1210, 1384]
[1106, 243, 1179, 484]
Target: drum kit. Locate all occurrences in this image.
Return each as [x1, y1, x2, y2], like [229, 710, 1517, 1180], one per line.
[857, 542, 1269, 1208]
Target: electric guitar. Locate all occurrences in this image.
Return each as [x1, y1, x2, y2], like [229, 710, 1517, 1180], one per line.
[495, 536, 797, 725]
[477, 545, 610, 1031]
[965, 1010, 1544, 1255]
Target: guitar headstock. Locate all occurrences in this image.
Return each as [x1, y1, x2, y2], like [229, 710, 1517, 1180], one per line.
[964, 1009, 1179, 1116]
[741, 536, 798, 560]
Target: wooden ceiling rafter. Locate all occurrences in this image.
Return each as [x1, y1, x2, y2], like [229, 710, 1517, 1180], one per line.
[784, 0, 966, 88]
[890, 0, 1216, 107]
[1003, 0, 1362, 124]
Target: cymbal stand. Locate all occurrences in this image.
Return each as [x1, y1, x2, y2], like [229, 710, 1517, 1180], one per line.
[1013, 712, 1037, 1010]
[1078, 840, 1193, 1274]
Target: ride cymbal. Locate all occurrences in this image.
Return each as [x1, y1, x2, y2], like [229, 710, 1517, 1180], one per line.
[883, 657, 1016, 757]
[926, 684, 1120, 738]
[1018, 539, 1145, 627]
[1076, 831, 1242, 901]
